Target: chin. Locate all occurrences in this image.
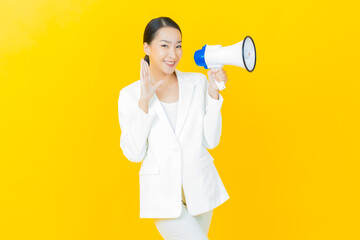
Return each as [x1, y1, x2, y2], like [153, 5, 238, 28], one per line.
[165, 68, 175, 74]
[161, 66, 176, 74]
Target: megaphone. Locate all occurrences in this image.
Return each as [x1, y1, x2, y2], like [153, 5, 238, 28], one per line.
[194, 36, 256, 91]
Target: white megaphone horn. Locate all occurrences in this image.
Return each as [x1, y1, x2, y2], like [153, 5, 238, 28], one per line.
[194, 36, 257, 91]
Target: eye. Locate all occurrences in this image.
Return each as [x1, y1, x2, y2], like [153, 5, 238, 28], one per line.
[161, 45, 168, 47]
[177, 45, 182, 48]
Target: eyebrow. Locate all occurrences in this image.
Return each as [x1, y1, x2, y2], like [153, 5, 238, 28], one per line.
[160, 40, 182, 43]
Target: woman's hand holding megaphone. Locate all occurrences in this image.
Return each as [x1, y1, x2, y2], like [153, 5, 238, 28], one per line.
[207, 68, 228, 100]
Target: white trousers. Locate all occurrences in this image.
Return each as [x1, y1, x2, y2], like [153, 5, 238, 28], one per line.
[154, 201, 213, 240]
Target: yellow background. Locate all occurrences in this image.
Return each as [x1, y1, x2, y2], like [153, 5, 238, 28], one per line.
[1, 0, 359, 239]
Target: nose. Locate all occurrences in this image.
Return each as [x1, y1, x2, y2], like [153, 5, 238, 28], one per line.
[168, 47, 176, 59]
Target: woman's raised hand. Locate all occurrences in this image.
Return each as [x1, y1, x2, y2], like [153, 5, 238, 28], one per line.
[140, 59, 164, 100]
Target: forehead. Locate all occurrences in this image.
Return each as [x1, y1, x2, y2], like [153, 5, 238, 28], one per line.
[154, 27, 182, 42]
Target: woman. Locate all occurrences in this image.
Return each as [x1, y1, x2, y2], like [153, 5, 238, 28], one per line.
[118, 17, 230, 239]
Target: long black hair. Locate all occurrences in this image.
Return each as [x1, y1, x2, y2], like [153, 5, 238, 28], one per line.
[143, 17, 182, 66]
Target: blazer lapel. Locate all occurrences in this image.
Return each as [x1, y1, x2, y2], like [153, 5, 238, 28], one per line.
[151, 69, 195, 140]
[174, 69, 195, 138]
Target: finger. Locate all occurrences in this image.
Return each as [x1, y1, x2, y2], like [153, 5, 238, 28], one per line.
[140, 60, 144, 81]
[142, 61, 146, 82]
[211, 72, 216, 81]
[144, 60, 149, 79]
[214, 71, 225, 77]
[221, 78, 227, 83]
[214, 68, 221, 73]
[215, 74, 226, 80]
[214, 76, 226, 82]
[145, 61, 150, 78]
[140, 60, 143, 81]
[143, 60, 148, 81]
[142, 60, 146, 77]
[212, 68, 219, 74]
[144, 59, 149, 70]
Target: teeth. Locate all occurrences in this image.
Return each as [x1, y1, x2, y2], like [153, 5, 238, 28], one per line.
[165, 61, 175, 64]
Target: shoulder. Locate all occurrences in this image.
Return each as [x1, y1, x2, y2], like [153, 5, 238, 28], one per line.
[177, 69, 207, 89]
[119, 80, 141, 103]
[179, 69, 206, 81]
[120, 80, 140, 94]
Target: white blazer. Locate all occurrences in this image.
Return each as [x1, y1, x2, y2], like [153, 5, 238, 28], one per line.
[118, 68, 230, 218]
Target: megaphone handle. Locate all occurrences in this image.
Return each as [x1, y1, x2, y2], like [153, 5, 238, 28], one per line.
[210, 67, 226, 91]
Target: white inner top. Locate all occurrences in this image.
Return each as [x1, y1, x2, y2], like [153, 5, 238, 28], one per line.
[159, 100, 186, 204]
[159, 100, 178, 132]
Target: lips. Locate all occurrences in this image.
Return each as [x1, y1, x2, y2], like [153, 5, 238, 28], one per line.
[164, 60, 175, 67]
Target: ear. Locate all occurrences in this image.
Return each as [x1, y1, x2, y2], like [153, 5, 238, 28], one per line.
[143, 43, 150, 55]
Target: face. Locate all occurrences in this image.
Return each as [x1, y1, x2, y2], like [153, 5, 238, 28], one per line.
[144, 27, 182, 75]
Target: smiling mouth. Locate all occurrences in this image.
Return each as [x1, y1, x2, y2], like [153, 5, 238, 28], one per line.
[164, 60, 176, 67]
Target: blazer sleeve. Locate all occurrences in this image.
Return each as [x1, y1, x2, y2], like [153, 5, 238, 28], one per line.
[201, 74, 224, 149]
[118, 89, 157, 163]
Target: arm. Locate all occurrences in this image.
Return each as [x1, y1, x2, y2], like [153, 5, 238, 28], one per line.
[201, 74, 224, 149]
[118, 90, 156, 163]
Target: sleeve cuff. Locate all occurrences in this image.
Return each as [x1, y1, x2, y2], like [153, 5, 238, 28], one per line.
[206, 90, 224, 111]
[135, 103, 156, 120]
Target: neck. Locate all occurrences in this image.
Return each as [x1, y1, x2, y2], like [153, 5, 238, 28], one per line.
[149, 65, 177, 86]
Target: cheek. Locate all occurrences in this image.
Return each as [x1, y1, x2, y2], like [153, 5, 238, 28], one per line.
[177, 50, 183, 57]
[161, 50, 170, 59]
[154, 48, 165, 58]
